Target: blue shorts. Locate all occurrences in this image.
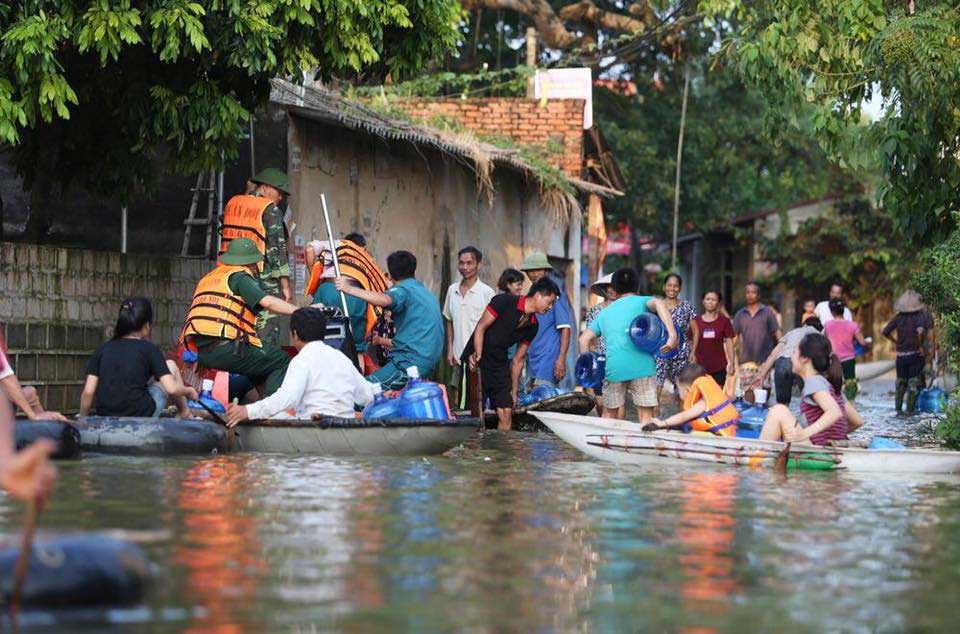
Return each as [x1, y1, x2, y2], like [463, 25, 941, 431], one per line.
[147, 382, 167, 417]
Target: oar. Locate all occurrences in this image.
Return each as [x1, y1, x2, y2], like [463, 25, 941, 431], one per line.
[9, 498, 38, 621]
[775, 442, 792, 473]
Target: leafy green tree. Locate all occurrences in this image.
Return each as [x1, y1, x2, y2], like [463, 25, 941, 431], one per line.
[704, 0, 960, 244]
[0, 0, 460, 228]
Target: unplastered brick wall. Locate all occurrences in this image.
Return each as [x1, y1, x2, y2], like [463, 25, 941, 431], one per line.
[0, 243, 210, 413]
[394, 98, 585, 177]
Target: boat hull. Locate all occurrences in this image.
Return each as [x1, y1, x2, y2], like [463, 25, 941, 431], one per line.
[532, 412, 960, 474]
[481, 392, 596, 431]
[231, 417, 481, 456]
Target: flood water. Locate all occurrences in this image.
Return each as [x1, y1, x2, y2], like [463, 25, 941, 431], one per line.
[3, 378, 960, 632]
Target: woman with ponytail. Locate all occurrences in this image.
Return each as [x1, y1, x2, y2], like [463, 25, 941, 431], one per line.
[759, 333, 863, 445]
[79, 298, 198, 417]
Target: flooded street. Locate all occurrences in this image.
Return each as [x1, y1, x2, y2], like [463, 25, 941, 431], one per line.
[2, 376, 959, 632]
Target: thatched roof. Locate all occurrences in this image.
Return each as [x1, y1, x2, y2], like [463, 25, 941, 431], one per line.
[270, 79, 623, 203]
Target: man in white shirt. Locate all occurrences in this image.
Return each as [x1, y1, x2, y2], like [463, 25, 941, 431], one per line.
[443, 246, 495, 408]
[225, 308, 375, 425]
[815, 282, 852, 323]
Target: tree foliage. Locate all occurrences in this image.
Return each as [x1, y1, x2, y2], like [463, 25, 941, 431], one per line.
[705, 0, 960, 244]
[759, 197, 915, 310]
[0, 0, 460, 202]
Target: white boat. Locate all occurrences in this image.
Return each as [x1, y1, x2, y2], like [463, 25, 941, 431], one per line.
[230, 416, 481, 456]
[532, 412, 960, 473]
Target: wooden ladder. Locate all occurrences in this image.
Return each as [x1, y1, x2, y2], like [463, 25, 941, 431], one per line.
[181, 171, 217, 257]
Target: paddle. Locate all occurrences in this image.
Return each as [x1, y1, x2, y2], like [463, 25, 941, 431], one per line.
[775, 441, 792, 473]
[9, 498, 37, 622]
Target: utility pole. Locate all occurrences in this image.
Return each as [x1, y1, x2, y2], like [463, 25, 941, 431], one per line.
[526, 27, 537, 98]
[671, 66, 691, 270]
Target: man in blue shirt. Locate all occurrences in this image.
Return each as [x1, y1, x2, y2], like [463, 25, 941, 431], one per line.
[336, 250, 443, 389]
[520, 252, 573, 388]
[579, 267, 676, 424]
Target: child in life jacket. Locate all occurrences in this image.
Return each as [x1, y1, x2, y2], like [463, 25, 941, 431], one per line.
[758, 333, 864, 445]
[643, 363, 739, 436]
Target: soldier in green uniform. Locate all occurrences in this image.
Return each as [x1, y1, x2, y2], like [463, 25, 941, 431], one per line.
[183, 238, 299, 396]
[221, 168, 293, 346]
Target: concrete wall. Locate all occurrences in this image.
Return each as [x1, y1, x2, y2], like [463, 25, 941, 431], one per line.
[286, 115, 582, 311]
[0, 242, 209, 413]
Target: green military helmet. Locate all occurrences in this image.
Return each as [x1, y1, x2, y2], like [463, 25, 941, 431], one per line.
[520, 252, 552, 271]
[221, 237, 264, 265]
[250, 167, 290, 195]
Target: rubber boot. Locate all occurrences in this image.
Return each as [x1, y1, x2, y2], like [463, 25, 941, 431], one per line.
[906, 377, 922, 414]
[843, 379, 859, 402]
[895, 379, 907, 415]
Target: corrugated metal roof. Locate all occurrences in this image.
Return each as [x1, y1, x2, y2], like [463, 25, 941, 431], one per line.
[270, 79, 623, 199]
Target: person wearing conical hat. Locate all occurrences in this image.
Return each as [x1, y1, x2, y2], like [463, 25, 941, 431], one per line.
[182, 238, 299, 397]
[883, 289, 935, 415]
[583, 272, 615, 416]
[220, 168, 293, 346]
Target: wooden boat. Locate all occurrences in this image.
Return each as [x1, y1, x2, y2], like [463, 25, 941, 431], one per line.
[229, 416, 480, 455]
[478, 391, 596, 431]
[532, 411, 960, 474]
[59, 415, 479, 457]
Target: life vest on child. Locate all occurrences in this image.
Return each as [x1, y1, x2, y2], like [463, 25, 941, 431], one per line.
[304, 240, 390, 339]
[219, 195, 272, 267]
[181, 265, 262, 348]
[683, 376, 739, 436]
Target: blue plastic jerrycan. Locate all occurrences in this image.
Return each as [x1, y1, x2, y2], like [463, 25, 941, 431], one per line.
[528, 384, 560, 403]
[397, 367, 449, 420]
[575, 352, 605, 389]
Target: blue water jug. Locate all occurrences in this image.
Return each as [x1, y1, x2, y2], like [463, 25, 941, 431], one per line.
[529, 384, 560, 403]
[575, 352, 605, 389]
[363, 385, 400, 419]
[736, 404, 767, 439]
[517, 390, 534, 407]
[868, 436, 906, 450]
[629, 313, 665, 354]
[732, 398, 749, 414]
[918, 387, 948, 414]
[187, 379, 225, 413]
[655, 324, 685, 361]
[398, 368, 449, 420]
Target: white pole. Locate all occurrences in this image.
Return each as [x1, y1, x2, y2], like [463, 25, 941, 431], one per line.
[320, 194, 350, 319]
[120, 206, 128, 254]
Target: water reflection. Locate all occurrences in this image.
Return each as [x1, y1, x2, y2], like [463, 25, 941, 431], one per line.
[175, 456, 266, 633]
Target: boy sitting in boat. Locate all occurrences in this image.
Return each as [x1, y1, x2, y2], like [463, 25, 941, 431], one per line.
[757, 333, 864, 445]
[643, 364, 738, 436]
[226, 307, 375, 426]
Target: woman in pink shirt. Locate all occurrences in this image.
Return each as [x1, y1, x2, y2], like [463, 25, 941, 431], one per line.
[822, 300, 869, 399]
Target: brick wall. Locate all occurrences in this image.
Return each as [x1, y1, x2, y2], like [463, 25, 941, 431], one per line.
[0, 243, 210, 413]
[393, 98, 585, 177]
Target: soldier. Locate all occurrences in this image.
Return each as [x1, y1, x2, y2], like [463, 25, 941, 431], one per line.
[220, 168, 293, 346]
[183, 238, 299, 397]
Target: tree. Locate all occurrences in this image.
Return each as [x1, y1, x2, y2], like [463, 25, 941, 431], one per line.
[0, 0, 460, 234]
[704, 0, 960, 245]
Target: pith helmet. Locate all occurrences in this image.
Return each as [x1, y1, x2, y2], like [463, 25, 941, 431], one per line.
[221, 237, 264, 265]
[250, 167, 290, 195]
[520, 252, 552, 271]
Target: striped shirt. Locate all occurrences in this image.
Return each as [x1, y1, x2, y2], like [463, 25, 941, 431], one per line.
[799, 374, 848, 445]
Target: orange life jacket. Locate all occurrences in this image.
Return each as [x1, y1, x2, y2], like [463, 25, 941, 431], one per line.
[305, 241, 390, 339]
[181, 265, 262, 348]
[683, 376, 739, 436]
[219, 194, 272, 268]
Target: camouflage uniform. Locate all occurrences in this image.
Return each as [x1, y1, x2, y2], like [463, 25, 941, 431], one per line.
[254, 198, 290, 346]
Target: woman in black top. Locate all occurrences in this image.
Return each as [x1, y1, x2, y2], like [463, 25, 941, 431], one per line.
[79, 298, 198, 417]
